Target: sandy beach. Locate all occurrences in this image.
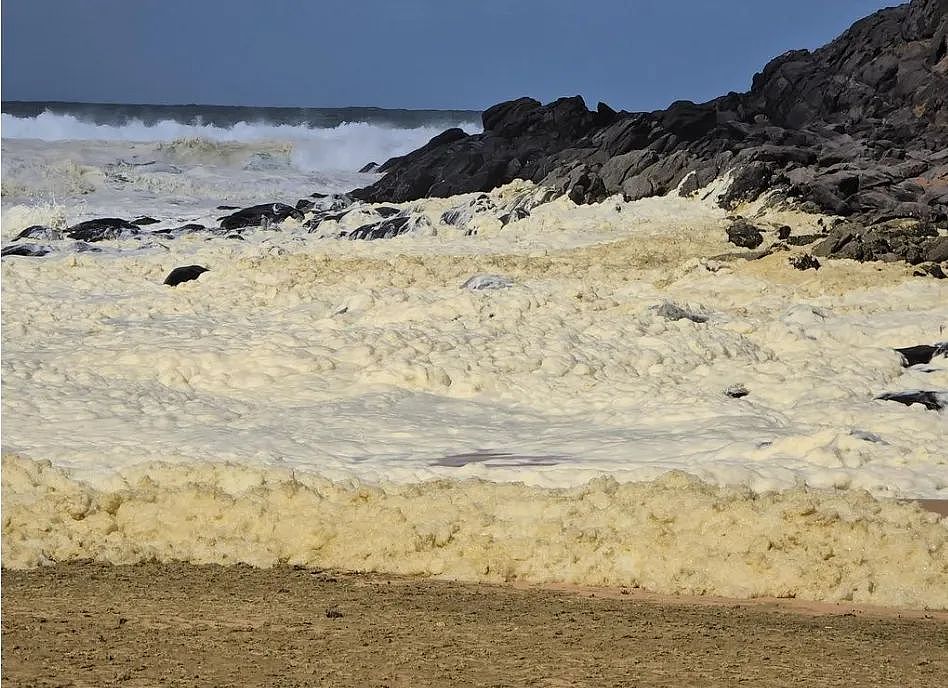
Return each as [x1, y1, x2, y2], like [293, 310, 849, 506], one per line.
[3, 562, 947, 688]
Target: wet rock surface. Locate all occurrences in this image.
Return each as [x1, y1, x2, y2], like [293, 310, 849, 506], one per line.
[13, 226, 64, 242]
[218, 203, 304, 230]
[65, 218, 141, 242]
[876, 391, 945, 411]
[726, 220, 764, 249]
[163, 265, 209, 287]
[789, 254, 821, 271]
[896, 344, 948, 367]
[2, 243, 54, 258]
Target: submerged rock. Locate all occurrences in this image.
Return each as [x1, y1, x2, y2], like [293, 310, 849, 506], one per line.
[168, 223, 208, 237]
[2, 243, 53, 257]
[652, 302, 709, 324]
[163, 265, 209, 287]
[460, 274, 514, 290]
[2, 241, 102, 258]
[73, 241, 102, 253]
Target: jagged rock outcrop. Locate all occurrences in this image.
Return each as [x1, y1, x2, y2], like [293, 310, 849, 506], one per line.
[353, 0, 948, 264]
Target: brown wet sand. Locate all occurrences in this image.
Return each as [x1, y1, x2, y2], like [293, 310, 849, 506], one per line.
[3, 562, 946, 688]
[915, 499, 948, 517]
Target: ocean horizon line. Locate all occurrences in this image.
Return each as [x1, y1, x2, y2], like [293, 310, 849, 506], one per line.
[1, 99, 484, 114]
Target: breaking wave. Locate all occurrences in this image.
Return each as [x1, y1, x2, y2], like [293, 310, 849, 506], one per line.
[1, 112, 481, 171]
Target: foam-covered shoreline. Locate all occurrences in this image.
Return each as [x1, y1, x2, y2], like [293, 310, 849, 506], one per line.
[4, 453, 946, 609]
[3, 168, 947, 607]
[3, 181, 946, 494]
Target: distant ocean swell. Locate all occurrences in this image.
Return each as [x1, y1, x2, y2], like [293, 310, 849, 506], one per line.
[1, 105, 482, 172]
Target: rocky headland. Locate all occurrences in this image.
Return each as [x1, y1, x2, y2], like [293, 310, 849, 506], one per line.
[354, 0, 948, 269]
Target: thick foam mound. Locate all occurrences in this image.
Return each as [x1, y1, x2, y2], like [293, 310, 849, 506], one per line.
[3, 454, 945, 609]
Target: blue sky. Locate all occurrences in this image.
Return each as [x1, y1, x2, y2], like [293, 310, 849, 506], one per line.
[2, 0, 897, 111]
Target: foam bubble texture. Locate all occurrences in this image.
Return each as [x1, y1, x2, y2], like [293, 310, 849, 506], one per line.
[3, 454, 945, 609]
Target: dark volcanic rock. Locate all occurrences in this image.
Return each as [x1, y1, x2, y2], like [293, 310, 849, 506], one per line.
[789, 254, 821, 270]
[219, 203, 304, 230]
[351, 0, 948, 267]
[164, 265, 209, 286]
[352, 96, 600, 203]
[876, 390, 945, 411]
[13, 225, 63, 242]
[131, 216, 160, 226]
[725, 384, 750, 399]
[719, 162, 776, 209]
[913, 261, 947, 278]
[726, 220, 764, 249]
[785, 233, 824, 246]
[359, 162, 380, 173]
[895, 343, 948, 366]
[66, 218, 141, 242]
[926, 236, 948, 262]
[2, 243, 53, 257]
[345, 216, 413, 240]
[304, 210, 350, 232]
[812, 222, 941, 263]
